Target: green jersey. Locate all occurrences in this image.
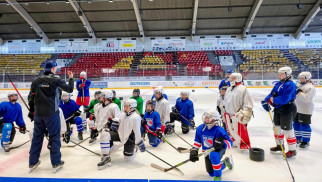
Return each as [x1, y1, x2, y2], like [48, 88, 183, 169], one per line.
[88, 99, 99, 113]
[113, 98, 122, 110]
[130, 96, 143, 115]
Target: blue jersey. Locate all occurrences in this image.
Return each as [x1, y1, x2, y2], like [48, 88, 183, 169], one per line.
[76, 79, 91, 97]
[264, 80, 296, 108]
[175, 97, 194, 125]
[0, 101, 25, 127]
[59, 99, 80, 120]
[193, 124, 232, 151]
[151, 94, 168, 101]
[219, 79, 230, 90]
[144, 110, 161, 132]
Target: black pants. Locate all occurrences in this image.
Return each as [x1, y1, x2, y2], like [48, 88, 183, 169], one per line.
[170, 112, 190, 134]
[273, 103, 297, 130]
[110, 131, 136, 156]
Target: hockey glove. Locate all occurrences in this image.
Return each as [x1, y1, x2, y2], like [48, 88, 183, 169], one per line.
[73, 110, 82, 117]
[189, 119, 195, 129]
[190, 148, 199, 162]
[156, 129, 163, 139]
[110, 118, 120, 132]
[28, 112, 34, 122]
[214, 137, 225, 152]
[19, 125, 26, 134]
[217, 106, 221, 115]
[79, 83, 85, 88]
[296, 88, 303, 94]
[171, 106, 178, 113]
[137, 140, 146, 152]
[261, 101, 271, 112]
[89, 114, 95, 121]
[90, 128, 99, 139]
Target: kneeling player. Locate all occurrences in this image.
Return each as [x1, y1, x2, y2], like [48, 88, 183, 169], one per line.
[59, 92, 83, 141]
[0, 92, 26, 152]
[190, 110, 233, 181]
[98, 99, 145, 169]
[141, 100, 162, 147]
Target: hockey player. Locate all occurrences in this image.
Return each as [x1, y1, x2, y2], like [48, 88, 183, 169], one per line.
[0, 92, 26, 152]
[76, 71, 91, 107]
[190, 110, 233, 181]
[98, 99, 146, 169]
[153, 87, 170, 134]
[112, 90, 122, 110]
[293, 71, 316, 149]
[261, 66, 297, 158]
[141, 100, 162, 147]
[88, 90, 121, 144]
[217, 85, 228, 129]
[85, 91, 101, 118]
[223, 73, 253, 150]
[151, 85, 168, 100]
[170, 90, 195, 134]
[130, 89, 144, 116]
[59, 91, 83, 141]
[219, 69, 234, 90]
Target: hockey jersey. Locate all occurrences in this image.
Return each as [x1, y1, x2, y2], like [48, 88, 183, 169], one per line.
[130, 96, 143, 115]
[144, 110, 161, 132]
[76, 79, 91, 97]
[224, 84, 253, 115]
[155, 97, 170, 125]
[175, 97, 195, 125]
[219, 78, 230, 90]
[193, 124, 232, 151]
[95, 103, 121, 131]
[0, 101, 25, 127]
[216, 96, 225, 117]
[88, 99, 99, 113]
[151, 93, 168, 100]
[59, 99, 80, 121]
[295, 82, 316, 115]
[113, 98, 122, 110]
[118, 111, 142, 145]
[264, 80, 296, 108]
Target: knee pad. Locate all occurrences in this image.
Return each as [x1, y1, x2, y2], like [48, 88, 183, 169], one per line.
[1, 123, 13, 144]
[87, 119, 95, 129]
[75, 117, 84, 132]
[181, 125, 189, 134]
[100, 130, 111, 143]
[124, 137, 135, 158]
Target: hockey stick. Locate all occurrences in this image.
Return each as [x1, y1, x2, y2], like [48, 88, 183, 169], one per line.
[66, 137, 90, 147]
[69, 140, 101, 156]
[151, 148, 215, 173]
[10, 140, 30, 150]
[6, 74, 30, 111]
[14, 126, 30, 133]
[146, 149, 184, 176]
[177, 112, 196, 130]
[174, 132, 193, 147]
[268, 112, 295, 182]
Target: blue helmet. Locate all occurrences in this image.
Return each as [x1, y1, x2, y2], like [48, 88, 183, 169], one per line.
[225, 69, 234, 74]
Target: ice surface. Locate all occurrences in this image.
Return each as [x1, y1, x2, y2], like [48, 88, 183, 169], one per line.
[0, 88, 322, 182]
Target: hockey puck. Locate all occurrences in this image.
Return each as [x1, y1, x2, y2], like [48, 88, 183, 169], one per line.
[249, 147, 264, 162]
[119, 97, 123, 100]
[192, 89, 195, 92]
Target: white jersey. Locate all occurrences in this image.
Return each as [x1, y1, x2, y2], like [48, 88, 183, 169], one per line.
[59, 108, 67, 134]
[118, 111, 142, 145]
[155, 97, 170, 125]
[224, 84, 253, 115]
[216, 96, 225, 117]
[95, 103, 121, 131]
[295, 83, 316, 115]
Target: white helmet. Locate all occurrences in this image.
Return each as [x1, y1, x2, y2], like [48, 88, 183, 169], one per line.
[7, 91, 18, 101]
[80, 71, 87, 79]
[202, 110, 221, 129]
[180, 90, 190, 97]
[154, 85, 164, 95]
[230, 73, 243, 86]
[103, 90, 113, 100]
[124, 99, 137, 109]
[61, 91, 72, 103]
[298, 71, 311, 82]
[278, 66, 292, 77]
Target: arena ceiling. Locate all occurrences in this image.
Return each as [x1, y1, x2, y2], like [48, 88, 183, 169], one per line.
[0, 0, 321, 42]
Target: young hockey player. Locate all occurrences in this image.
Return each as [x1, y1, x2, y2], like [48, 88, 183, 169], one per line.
[98, 99, 145, 169]
[59, 91, 83, 141]
[217, 85, 228, 129]
[89, 90, 121, 144]
[190, 110, 233, 181]
[85, 91, 101, 118]
[151, 85, 168, 100]
[261, 66, 297, 158]
[0, 91, 26, 152]
[112, 90, 122, 110]
[76, 71, 91, 107]
[130, 89, 144, 117]
[153, 87, 170, 134]
[87, 92, 104, 144]
[219, 69, 234, 90]
[141, 100, 162, 147]
[223, 73, 253, 150]
[170, 90, 195, 134]
[293, 71, 316, 149]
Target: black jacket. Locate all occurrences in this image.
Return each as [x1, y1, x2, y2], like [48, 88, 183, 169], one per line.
[28, 73, 74, 117]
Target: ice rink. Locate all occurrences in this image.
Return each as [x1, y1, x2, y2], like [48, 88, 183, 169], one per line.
[0, 87, 322, 182]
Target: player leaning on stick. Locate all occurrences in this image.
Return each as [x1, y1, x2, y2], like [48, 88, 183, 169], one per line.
[223, 73, 253, 150]
[261, 66, 297, 158]
[190, 110, 233, 181]
[293, 71, 316, 149]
